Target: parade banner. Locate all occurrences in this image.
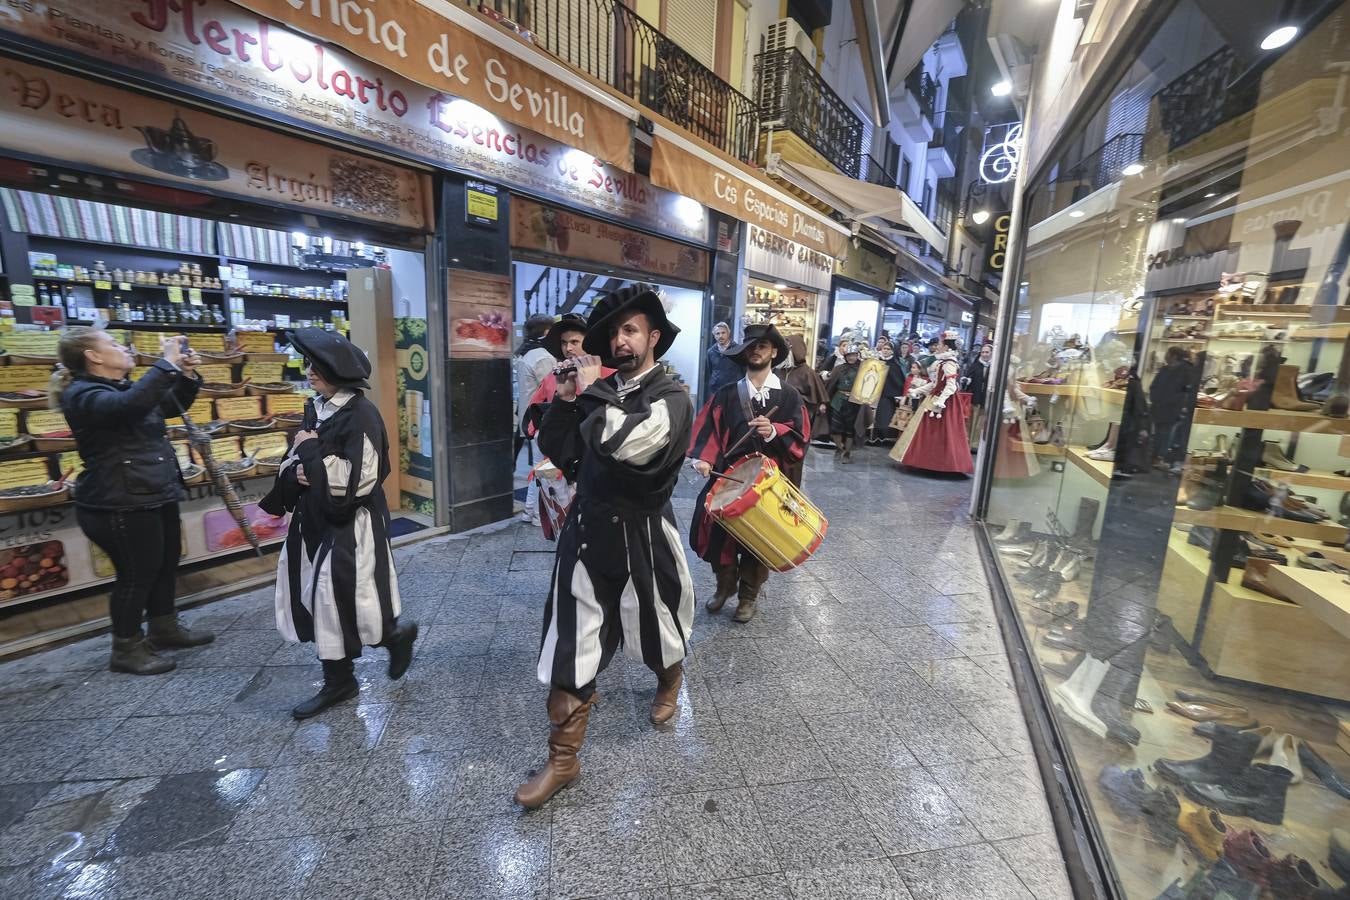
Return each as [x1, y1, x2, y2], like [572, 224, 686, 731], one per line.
[650, 137, 849, 258]
[0, 54, 431, 230]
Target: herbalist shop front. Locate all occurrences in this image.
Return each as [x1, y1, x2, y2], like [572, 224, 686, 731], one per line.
[0, 52, 440, 651]
[974, 3, 1350, 897]
[742, 224, 833, 366]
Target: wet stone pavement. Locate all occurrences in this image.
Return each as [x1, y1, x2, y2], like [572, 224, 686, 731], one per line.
[0, 445, 1071, 899]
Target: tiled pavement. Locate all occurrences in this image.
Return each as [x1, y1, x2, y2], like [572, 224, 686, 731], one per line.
[0, 445, 1072, 899]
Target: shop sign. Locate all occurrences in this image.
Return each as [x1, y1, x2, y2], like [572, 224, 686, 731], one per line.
[448, 269, 511, 359]
[0, 54, 432, 230]
[834, 244, 898, 293]
[744, 225, 832, 292]
[0, 0, 713, 244]
[650, 137, 847, 258]
[923, 297, 949, 320]
[465, 180, 499, 226]
[960, 311, 974, 323]
[987, 212, 1012, 272]
[511, 198, 710, 284]
[205, 0, 630, 167]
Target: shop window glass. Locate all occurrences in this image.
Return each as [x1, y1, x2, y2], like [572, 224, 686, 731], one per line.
[983, 3, 1350, 896]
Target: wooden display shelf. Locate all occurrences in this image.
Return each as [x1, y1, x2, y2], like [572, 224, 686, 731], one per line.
[1266, 566, 1350, 641]
[1016, 383, 1126, 403]
[1172, 505, 1348, 543]
[1067, 447, 1113, 487]
[1290, 323, 1350, 341]
[1252, 468, 1350, 491]
[1192, 407, 1350, 433]
[1010, 440, 1065, 458]
[1214, 304, 1350, 320]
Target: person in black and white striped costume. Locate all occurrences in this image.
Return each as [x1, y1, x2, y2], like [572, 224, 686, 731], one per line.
[515, 284, 695, 809]
[261, 328, 418, 720]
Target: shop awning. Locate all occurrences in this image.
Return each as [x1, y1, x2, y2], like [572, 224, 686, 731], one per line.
[778, 161, 948, 256]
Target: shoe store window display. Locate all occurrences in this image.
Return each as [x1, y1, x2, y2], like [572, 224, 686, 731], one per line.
[978, 4, 1350, 897]
[889, 331, 975, 474]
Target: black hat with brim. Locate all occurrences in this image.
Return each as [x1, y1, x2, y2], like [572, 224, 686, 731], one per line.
[286, 327, 372, 390]
[581, 284, 679, 360]
[726, 324, 789, 366]
[543, 313, 588, 360]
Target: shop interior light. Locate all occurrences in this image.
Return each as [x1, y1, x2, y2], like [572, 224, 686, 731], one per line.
[774, 282, 788, 289]
[915, 284, 926, 293]
[1068, 210, 1085, 218]
[971, 209, 991, 225]
[1121, 162, 1145, 176]
[1260, 25, 1299, 49]
[990, 80, 1012, 97]
[1172, 217, 1187, 224]
[1204, 191, 1217, 198]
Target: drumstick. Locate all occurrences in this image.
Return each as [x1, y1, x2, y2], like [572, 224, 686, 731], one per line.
[724, 405, 781, 457]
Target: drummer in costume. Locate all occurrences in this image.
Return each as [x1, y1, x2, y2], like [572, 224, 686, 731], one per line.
[262, 328, 418, 719]
[890, 331, 975, 475]
[516, 285, 696, 810]
[689, 325, 807, 623]
[822, 342, 864, 462]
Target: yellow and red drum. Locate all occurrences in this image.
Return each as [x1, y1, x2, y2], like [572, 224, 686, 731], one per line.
[705, 453, 827, 571]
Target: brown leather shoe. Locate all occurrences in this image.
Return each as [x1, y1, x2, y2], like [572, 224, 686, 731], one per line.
[514, 688, 595, 809]
[650, 662, 683, 724]
[706, 565, 737, 613]
[1241, 558, 1289, 601]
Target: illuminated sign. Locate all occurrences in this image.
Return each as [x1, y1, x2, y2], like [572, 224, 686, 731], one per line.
[980, 123, 1022, 185]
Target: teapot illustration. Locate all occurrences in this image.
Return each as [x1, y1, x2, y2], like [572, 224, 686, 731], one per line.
[133, 113, 226, 180]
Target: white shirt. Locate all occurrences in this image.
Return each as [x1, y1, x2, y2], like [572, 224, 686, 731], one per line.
[314, 389, 356, 423]
[742, 370, 780, 440]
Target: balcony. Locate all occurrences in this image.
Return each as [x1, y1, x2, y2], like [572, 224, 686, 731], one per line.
[926, 122, 960, 179]
[467, 0, 759, 163]
[860, 154, 897, 189]
[893, 69, 937, 142]
[1156, 47, 1260, 152]
[753, 48, 864, 179]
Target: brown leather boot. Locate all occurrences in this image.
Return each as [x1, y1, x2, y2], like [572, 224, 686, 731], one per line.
[514, 688, 595, 809]
[650, 661, 683, 724]
[1272, 364, 1319, 411]
[706, 565, 737, 613]
[734, 560, 768, 623]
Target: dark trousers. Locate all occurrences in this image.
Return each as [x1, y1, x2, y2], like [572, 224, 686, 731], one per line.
[77, 503, 182, 639]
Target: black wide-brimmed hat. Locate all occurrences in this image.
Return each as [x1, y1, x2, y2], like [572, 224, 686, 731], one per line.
[582, 284, 679, 359]
[543, 313, 588, 359]
[725, 324, 789, 366]
[286, 327, 372, 390]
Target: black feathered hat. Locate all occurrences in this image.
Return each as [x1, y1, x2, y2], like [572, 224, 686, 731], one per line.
[725, 323, 789, 366]
[543, 313, 588, 360]
[285, 327, 372, 390]
[582, 284, 679, 360]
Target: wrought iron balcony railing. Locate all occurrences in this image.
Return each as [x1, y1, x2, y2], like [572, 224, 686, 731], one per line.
[905, 69, 938, 122]
[467, 1, 759, 163]
[1156, 47, 1259, 151]
[861, 154, 897, 189]
[754, 47, 864, 178]
[1057, 132, 1145, 197]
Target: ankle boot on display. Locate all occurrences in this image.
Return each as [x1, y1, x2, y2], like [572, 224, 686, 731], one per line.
[292, 659, 359, 719]
[993, 519, 1025, 543]
[650, 661, 683, 725]
[707, 565, 738, 613]
[1177, 795, 1228, 861]
[1332, 828, 1350, 882]
[1042, 651, 1083, 679]
[383, 619, 419, 680]
[109, 635, 176, 676]
[1051, 654, 1109, 737]
[1268, 854, 1323, 899]
[145, 614, 215, 650]
[1048, 422, 1066, 447]
[1155, 728, 1261, 786]
[1184, 763, 1293, 825]
[514, 688, 596, 809]
[1273, 365, 1321, 411]
[1071, 498, 1100, 547]
[1261, 441, 1307, 473]
[1022, 541, 1050, 568]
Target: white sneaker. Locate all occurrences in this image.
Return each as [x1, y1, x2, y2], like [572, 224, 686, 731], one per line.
[1087, 446, 1115, 461]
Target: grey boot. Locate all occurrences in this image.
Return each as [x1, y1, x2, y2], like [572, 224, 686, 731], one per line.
[109, 636, 176, 675]
[146, 614, 215, 650]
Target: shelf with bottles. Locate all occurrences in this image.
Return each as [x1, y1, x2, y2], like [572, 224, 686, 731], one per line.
[28, 252, 224, 291]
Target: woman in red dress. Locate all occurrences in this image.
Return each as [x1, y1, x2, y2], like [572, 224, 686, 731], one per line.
[893, 332, 974, 475]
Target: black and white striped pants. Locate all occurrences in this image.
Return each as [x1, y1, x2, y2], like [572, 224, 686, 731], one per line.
[536, 498, 695, 693]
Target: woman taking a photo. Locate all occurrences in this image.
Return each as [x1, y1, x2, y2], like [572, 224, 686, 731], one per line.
[54, 327, 214, 675]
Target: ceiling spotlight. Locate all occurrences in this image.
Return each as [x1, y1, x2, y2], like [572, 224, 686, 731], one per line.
[1260, 25, 1299, 50]
[971, 209, 991, 225]
[1172, 217, 1187, 224]
[774, 282, 788, 289]
[990, 80, 1012, 97]
[1068, 210, 1085, 218]
[1204, 191, 1217, 198]
[1121, 162, 1145, 176]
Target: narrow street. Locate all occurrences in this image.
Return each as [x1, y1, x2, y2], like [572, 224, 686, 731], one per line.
[0, 446, 1071, 899]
